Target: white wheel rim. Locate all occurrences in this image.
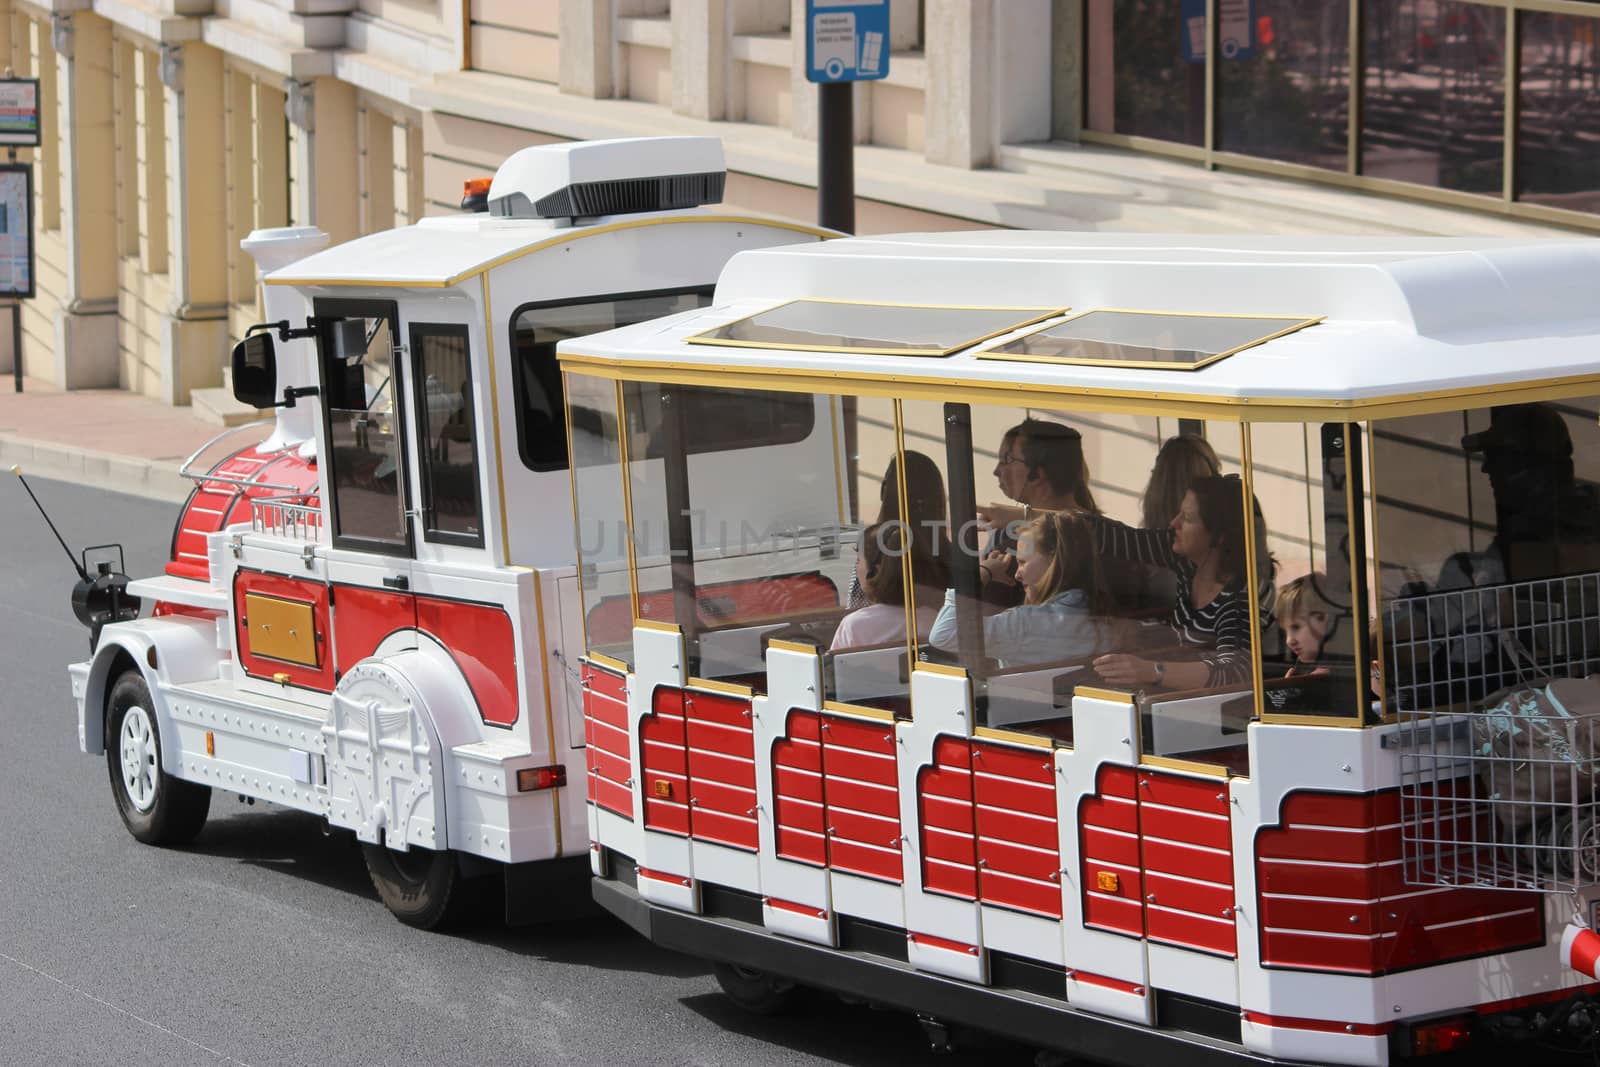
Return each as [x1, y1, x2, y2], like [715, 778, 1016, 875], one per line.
[119, 705, 159, 813]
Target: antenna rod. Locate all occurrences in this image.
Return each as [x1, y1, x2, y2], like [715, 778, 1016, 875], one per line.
[9, 466, 87, 580]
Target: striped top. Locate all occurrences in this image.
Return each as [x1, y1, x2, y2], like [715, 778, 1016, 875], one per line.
[1094, 517, 1274, 687]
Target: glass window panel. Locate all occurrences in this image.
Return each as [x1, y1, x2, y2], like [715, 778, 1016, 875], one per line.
[1216, 0, 1350, 168]
[567, 375, 634, 666]
[1360, 0, 1504, 196]
[512, 289, 711, 473]
[688, 300, 1060, 357]
[1085, 0, 1207, 146]
[322, 311, 408, 549]
[1373, 401, 1600, 714]
[1516, 13, 1600, 216]
[624, 381, 851, 693]
[1249, 421, 1367, 724]
[412, 324, 482, 546]
[983, 310, 1318, 370]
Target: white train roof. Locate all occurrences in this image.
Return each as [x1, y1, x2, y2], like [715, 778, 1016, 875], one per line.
[265, 210, 824, 289]
[557, 233, 1600, 410]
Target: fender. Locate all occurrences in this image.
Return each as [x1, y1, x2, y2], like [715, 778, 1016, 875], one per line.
[76, 615, 223, 761]
[325, 631, 493, 853]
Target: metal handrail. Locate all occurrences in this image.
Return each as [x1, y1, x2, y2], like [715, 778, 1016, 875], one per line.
[178, 420, 306, 492]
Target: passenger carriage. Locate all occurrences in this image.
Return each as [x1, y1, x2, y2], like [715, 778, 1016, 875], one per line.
[64, 137, 831, 927]
[563, 234, 1600, 1064]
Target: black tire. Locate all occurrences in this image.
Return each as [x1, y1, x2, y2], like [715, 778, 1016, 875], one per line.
[105, 670, 210, 845]
[361, 841, 461, 929]
[711, 961, 800, 1015]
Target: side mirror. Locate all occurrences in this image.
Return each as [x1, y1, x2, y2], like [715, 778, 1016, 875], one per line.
[231, 333, 279, 409]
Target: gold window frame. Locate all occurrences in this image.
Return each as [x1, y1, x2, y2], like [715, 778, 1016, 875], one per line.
[977, 308, 1326, 372]
[684, 297, 1067, 358]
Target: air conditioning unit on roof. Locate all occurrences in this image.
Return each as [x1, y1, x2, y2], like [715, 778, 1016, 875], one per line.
[487, 137, 727, 221]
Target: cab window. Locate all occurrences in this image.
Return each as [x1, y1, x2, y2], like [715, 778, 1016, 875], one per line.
[411, 323, 482, 547]
[510, 289, 713, 473]
[315, 298, 410, 555]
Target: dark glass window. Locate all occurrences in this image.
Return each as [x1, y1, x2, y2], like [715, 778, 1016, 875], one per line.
[1516, 13, 1600, 215]
[984, 309, 1319, 370]
[316, 302, 410, 554]
[411, 324, 482, 547]
[1360, 0, 1504, 196]
[1216, 0, 1349, 168]
[510, 289, 712, 473]
[1086, 0, 1207, 146]
[689, 300, 1059, 356]
[622, 383, 816, 458]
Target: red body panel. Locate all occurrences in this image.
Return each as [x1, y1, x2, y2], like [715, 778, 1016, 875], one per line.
[1256, 789, 1545, 975]
[414, 597, 519, 726]
[772, 709, 827, 866]
[331, 584, 416, 668]
[232, 569, 334, 691]
[1137, 770, 1237, 957]
[819, 712, 902, 883]
[640, 687, 691, 836]
[169, 447, 318, 581]
[683, 688, 759, 851]
[972, 740, 1061, 918]
[919, 736, 978, 899]
[583, 661, 632, 819]
[1080, 765, 1144, 938]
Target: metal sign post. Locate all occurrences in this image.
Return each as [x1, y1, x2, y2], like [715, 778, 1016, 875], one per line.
[0, 73, 40, 393]
[805, 0, 890, 235]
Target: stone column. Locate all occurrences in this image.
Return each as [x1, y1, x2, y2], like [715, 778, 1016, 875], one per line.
[50, 10, 119, 389]
[925, 0, 1050, 168]
[672, 0, 728, 120]
[1052, 0, 1084, 142]
[161, 40, 230, 405]
[288, 76, 360, 248]
[560, 0, 615, 98]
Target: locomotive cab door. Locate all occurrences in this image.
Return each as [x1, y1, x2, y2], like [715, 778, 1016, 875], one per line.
[312, 297, 421, 667]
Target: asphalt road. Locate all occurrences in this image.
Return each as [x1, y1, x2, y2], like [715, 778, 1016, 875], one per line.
[0, 477, 1034, 1067]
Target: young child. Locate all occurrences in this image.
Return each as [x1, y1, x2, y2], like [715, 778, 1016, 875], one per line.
[929, 511, 1112, 668]
[1275, 572, 1339, 676]
[830, 523, 940, 650]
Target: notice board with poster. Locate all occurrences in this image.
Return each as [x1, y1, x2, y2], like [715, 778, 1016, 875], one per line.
[0, 78, 40, 147]
[0, 164, 35, 298]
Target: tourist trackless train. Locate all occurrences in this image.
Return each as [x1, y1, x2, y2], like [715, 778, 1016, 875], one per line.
[558, 232, 1600, 1064]
[64, 137, 830, 928]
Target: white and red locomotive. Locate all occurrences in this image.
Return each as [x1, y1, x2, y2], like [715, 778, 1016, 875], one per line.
[66, 137, 829, 926]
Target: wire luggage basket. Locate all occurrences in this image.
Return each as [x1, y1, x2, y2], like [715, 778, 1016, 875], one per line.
[1391, 573, 1600, 894]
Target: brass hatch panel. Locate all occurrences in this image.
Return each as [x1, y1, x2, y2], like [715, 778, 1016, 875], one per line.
[244, 593, 320, 667]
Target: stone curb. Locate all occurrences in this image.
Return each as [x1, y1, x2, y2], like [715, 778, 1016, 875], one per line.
[0, 433, 193, 504]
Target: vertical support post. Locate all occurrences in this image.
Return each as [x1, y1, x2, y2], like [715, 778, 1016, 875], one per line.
[817, 80, 854, 233]
[943, 401, 984, 674]
[11, 300, 20, 393]
[658, 385, 700, 669]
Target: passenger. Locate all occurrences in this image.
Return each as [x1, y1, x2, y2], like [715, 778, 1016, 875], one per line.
[1091, 474, 1276, 690]
[929, 511, 1114, 667]
[1132, 434, 1221, 611]
[831, 523, 941, 651]
[977, 419, 1101, 605]
[1275, 573, 1339, 676]
[848, 450, 952, 609]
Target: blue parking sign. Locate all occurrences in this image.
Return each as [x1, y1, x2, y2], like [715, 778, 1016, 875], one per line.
[806, 0, 891, 83]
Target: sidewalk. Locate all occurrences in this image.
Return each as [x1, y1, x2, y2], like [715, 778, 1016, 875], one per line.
[0, 377, 237, 504]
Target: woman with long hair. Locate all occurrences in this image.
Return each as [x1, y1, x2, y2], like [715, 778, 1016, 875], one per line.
[1092, 474, 1275, 690]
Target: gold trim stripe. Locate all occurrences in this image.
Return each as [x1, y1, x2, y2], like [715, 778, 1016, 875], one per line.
[267, 215, 836, 289]
[558, 352, 1600, 424]
[480, 274, 512, 566]
[531, 570, 562, 854]
[586, 651, 629, 674]
[1139, 754, 1236, 779]
[634, 618, 681, 634]
[766, 638, 821, 656]
[686, 677, 755, 697]
[913, 661, 968, 680]
[1074, 685, 1134, 705]
[973, 726, 1055, 751]
[821, 700, 896, 723]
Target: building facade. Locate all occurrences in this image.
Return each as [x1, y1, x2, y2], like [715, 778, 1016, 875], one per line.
[5, 0, 1593, 409]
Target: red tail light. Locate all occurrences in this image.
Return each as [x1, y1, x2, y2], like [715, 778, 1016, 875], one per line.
[516, 765, 567, 792]
[1410, 1014, 1472, 1056]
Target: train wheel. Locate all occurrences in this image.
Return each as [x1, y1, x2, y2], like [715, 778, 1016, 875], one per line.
[711, 962, 800, 1015]
[361, 842, 459, 929]
[106, 670, 210, 845]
